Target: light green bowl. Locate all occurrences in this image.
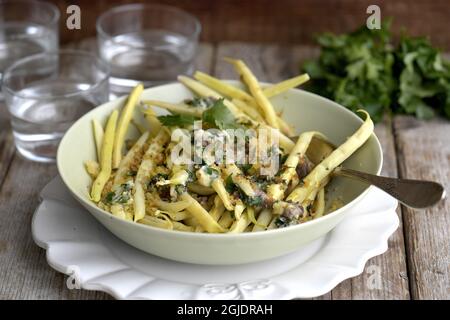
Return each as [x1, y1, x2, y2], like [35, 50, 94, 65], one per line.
[57, 81, 382, 265]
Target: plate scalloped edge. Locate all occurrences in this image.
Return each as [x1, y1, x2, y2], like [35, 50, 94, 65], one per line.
[32, 176, 399, 300]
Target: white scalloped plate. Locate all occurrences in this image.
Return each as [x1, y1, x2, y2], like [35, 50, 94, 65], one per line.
[32, 176, 399, 299]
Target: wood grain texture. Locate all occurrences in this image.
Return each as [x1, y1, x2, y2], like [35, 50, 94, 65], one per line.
[214, 42, 409, 299]
[50, 0, 450, 51]
[332, 119, 410, 299]
[394, 116, 450, 299]
[0, 117, 15, 191]
[0, 156, 111, 299]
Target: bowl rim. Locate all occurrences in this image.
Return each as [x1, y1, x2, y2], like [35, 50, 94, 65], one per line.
[57, 80, 383, 239]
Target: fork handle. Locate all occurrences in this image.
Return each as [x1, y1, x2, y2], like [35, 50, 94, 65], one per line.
[334, 168, 446, 209]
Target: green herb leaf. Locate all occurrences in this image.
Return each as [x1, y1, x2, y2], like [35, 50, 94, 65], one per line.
[239, 163, 252, 174]
[158, 114, 198, 127]
[148, 173, 169, 189]
[104, 182, 133, 205]
[242, 194, 264, 207]
[275, 216, 290, 228]
[204, 166, 219, 178]
[105, 192, 115, 204]
[225, 175, 237, 193]
[202, 99, 239, 129]
[175, 184, 187, 195]
[185, 97, 217, 108]
[126, 170, 137, 177]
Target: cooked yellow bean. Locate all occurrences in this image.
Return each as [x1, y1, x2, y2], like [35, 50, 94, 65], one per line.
[113, 131, 149, 186]
[252, 209, 272, 232]
[210, 196, 226, 221]
[232, 99, 266, 123]
[224, 58, 279, 128]
[134, 131, 169, 222]
[229, 209, 251, 233]
[92, 119, 104, 162]
[181, 193, 225, 233]
[194, 71, 253, 101]
[113, 83, 144, 168]
[177, 75, 244, 118]
[194, 72, 300, 136]
[211, 179, 234, 211]
[263, 74, 310, 98]
[313, 188, 326, 219]
[143, 100, 204, 117]
[90, 110, 118, 202]
[142, 106, 162, 137]
[178, 75, 295, 152]
[267, 131, 324, 200]
[218, 211, 235, 229]
[288, 111, 374, 203]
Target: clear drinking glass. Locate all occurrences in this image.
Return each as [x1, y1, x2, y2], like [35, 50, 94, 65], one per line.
[97, 3, 201, 98]
[0, 0, 59, 99]
[2, 50, 110, 163]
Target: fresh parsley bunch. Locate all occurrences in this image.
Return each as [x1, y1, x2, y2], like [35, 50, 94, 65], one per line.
[303, 21, 450, 121]
[395, 37, 450, 119]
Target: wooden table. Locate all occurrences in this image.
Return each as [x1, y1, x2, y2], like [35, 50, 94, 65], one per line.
[0, 41, 448, 300]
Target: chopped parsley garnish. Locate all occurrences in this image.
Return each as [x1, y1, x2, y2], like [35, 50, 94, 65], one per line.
[195, 165, 219, 187]
[148, 173, 169, 189]
[202, 99, 240, 130]
[104, 182, 133, 205]
[205, 166, 219, 178]
[186, 170, 196, 182]
[265, 145, 281, 159]
[239, 163, 252, 174]
[225, 175, 237, 193]
[275, 216, 291, 228]
[242, 194, 265, 207]
[252, 175, 273, 191]
[279, 154, 289, 165]
[225, 175, 267, 207]
[147, 173, 171, 200]
[185, 97, 216, 108]
[175, 184, 187, 195]
[158, 99, 242, 130]
[157, 114, 198, 127]
[122, 182, 133, 191]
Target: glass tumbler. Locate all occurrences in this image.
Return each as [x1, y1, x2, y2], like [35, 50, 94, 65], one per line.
[0, 0, 60, 99]
[97, 3, 201, 98]
[2, 50, 110, 163]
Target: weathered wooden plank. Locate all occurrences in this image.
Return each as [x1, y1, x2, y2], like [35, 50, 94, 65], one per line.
[394, 116, 450, 299]
[0, 120, 15, 190]
[331, 279, 353, 300]
[214, 42, 409, 300]
[331, 119, 409, 300]
[0, 156, 112, 299]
